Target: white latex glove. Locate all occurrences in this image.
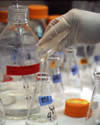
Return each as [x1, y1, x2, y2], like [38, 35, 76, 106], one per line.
[38, 9, 100, 52]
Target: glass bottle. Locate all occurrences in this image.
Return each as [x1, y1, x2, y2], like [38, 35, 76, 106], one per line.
[0, 99, 5, 125]
[86, 72, 100, 125]
[26, 72, 58, 125]
[0, 9, 8, 33]
[28, 5, 48, 39]
[63, 48, 81, 99]
[0, 5, 40, 119]
[47, 56, 65, 111]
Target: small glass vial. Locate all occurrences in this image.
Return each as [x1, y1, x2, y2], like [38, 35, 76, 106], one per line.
[28, 5, 48, 39]
[0, 9, 8, 33]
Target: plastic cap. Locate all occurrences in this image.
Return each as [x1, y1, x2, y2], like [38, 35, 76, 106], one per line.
[0, 10, 8, 23]
[64, 98, 89, 118]
[80, 58, 88, 65]
[48, 15, 60, 23]
[28, 5, 48, 19]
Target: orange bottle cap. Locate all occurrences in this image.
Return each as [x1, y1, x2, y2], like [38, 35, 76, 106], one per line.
[0, 10, 8, 23]
[80, 58, 88, 65]
[64, 98, 89, 118]
[28, 5, 48, 19]
[49, 60, 57, 69]
[48, 15, 60, 23]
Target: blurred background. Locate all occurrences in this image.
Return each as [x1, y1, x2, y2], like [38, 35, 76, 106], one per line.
[0, 0, 100, 15]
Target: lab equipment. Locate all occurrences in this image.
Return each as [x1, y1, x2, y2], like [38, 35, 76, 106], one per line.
[0, 5, 40, 119]
[26, 72, 58, 125]
[48, 56, 65, 110]
[79, 56, 93, 89]
[63, 48, 81, 99]
[28, 5, 48, 39]
[0, 99, 5, 125]
[93, 55, 100, 73]
[64, 98, 89, 118]
[0, 9, 8, 33]
[86, 72, 100, 125]
[47, 14, 64, 69]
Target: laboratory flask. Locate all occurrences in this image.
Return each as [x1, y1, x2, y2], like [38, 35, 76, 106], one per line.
[86, 72, 100, 125]
[0, 5, 40, 119]
[26, 72, 58, 125]
[63, 48, 81, 99]
[0, 99, 5, 125]
[47, 56, 65, 111]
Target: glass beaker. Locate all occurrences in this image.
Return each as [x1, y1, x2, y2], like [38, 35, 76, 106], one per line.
[26, 72, 58, 125]
[0, 5, 40, 119]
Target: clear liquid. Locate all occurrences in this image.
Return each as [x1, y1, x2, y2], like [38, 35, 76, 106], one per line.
[26, 104, 58, 125]
[0, 81, 35, 120]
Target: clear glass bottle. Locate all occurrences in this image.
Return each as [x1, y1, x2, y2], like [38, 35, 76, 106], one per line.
[0, 5, 40, 119]
[63, 48, 81, 99]
[47, 56, 65, 111]
[0, 9, 8, 33]
[86, 72, 100, 125]
[28, 5, 48, 39]
[93, 55, 100, 73]
[0, 99, 5, 125]
[79, 56, 94, 90]
[26, 72, 58, 125]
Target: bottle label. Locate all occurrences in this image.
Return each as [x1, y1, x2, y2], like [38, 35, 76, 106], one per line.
[80, 58, 88, 65]
[6, 63, 40, 76]
[94, 56, 100, 62]
[47, 105, 56, 121]
[52, 74, 62, 84]
[39, 96, 53, 106]
[2, 74, 13, 82]
[71, 65, 78, 75]
[49, 60, 56, 69]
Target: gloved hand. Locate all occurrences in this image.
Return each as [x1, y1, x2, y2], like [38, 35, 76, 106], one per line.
[38, 9, 100, 53]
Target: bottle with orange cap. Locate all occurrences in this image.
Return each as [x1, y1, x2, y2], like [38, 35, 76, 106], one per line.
[0, 9, 8, 33]
[77, 45, 94, 91]
[28, 5, 48, 39]
[86, 72, 100, 125]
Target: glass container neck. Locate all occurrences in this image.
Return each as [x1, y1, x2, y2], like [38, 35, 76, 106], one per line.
[8, 5, 28, 24]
